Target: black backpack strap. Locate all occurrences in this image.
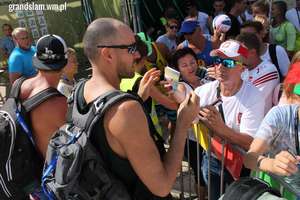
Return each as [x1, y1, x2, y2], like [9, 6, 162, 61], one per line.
[9, 77, 27, 99]
[22, 88, 63, 112]
[269, 44, 283, 82]
[84, 91, 141, 132]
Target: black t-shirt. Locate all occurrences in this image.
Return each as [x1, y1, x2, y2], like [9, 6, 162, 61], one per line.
[226, 13, 241, 39]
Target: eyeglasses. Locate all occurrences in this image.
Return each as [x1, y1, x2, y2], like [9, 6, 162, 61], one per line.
[97, 42, 137, 54]
[168, 25, 178, 30]
[212, 57, 242, 68]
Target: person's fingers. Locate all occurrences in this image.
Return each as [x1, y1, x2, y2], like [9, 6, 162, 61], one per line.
[274, 161, 296, 176]
[277, 151, 298, 164]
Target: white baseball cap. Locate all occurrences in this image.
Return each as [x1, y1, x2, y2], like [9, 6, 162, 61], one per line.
[210, 40, 249, 58]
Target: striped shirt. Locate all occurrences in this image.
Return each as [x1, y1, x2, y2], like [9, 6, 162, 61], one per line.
[248, 60, 280, 114]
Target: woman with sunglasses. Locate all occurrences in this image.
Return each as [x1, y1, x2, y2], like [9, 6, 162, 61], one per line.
[156, 18, 179, 53]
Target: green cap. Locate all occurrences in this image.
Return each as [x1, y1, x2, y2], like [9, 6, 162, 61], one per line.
[293, 83, 300, 96]
[137, 32, 152, 56]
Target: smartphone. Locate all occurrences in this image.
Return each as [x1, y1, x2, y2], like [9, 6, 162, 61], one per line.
[164, 66, 180, 91]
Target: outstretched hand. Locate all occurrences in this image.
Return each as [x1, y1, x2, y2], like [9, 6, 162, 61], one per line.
[138, 68, 160, 101]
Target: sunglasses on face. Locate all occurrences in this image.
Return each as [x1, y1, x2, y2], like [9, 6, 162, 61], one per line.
[97, 42, 138, 54]
[212, 57, 242, 68]
[168, 25, 178, 30]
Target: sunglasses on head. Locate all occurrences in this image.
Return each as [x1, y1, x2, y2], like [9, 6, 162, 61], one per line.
[97, 42, 137, 54]
[212, 57, 242, 68]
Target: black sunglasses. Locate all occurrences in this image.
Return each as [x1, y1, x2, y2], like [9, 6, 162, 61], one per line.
[97, 42, 137, 54]
[168, 25, 178, 29]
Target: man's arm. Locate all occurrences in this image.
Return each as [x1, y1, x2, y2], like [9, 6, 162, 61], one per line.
[104, 93, 199, 196]
[9, 72, 22, 84]
[199, 106, 253, 150]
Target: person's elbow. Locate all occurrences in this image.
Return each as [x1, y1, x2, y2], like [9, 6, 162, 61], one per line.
[149, 182, 173, 197]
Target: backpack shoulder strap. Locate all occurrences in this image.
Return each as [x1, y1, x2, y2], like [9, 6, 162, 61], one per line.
[22, 88, 63, 112]
[9, 77, 27, 99]
[84, 91, 141, 132]
[269, 44, 283, 81]
[70, 79, 142, 132]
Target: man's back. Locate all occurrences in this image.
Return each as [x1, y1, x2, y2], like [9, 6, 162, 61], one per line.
[20, 76, 67, 157]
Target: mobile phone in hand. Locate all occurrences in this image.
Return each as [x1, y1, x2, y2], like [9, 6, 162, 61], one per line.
[164, 66, 180, 91]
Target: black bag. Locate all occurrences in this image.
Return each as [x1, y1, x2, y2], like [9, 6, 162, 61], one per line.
[222, 177, 282, 200]
[42, 81, 138, 200]
[269, 44, 283, 82]
[0, 77, 63, 199]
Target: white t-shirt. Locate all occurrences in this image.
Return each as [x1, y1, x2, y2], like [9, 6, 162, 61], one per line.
[260, 43, 290, 77]
[156, 34, 177, 52]
[57, 79, 73, 97]
[248, 60, 280, 113]
[286, 8, 300, 32]
[194, 80, 265, 137]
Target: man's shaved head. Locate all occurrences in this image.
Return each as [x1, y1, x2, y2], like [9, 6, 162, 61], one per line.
[83, 18, 128, 61]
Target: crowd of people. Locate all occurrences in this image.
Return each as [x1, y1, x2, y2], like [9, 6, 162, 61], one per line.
[0, 0, 300, 199]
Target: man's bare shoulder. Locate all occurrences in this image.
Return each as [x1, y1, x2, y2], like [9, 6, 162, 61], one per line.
[106, 99, 144, 119]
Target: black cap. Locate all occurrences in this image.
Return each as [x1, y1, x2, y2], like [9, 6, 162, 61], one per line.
[32, 34, 68, 71]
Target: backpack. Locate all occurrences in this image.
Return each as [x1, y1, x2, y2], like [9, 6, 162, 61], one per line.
[42, 81, 140, 200]
[269, 44, 283, 82]
[0, 77, 63, 199]
[222, 177, 282, 200]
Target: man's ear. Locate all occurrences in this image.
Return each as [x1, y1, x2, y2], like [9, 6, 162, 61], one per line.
[100, 47, 114, 63]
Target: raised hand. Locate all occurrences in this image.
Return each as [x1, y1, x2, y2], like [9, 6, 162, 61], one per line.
[138, 68, 160, 101]
[177, 91, 200, 130]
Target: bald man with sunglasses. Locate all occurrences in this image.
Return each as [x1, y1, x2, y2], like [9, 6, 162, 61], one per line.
[193, 39, 265, 200]
[81, 18, 199, 199]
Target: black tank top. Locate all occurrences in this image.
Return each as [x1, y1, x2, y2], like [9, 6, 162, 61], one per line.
[76, 83, 171, 199]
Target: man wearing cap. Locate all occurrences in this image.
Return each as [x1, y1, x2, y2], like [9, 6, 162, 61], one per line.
[177, 20, 221, 68]
[194, 39, 265, 200]
[236, 33, 279, 113]
[20, 34, 68, 157]
[8, 27, 37, 84]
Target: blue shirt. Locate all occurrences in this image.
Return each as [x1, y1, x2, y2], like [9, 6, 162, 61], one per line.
[0, 36, 15, 55]
[8, 46, 37, 77]
[183, 38, 213, 67]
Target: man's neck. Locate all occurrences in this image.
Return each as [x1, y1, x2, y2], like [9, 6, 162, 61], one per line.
[92, 63, 120, 90]
[260, 43, 268, 56]
[189, 36, 205, 52]
[220, 79, 243, 96]
[165, 32, 176, 40]
[248, 57, 262, 70]
[39, 71, 61, 87]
